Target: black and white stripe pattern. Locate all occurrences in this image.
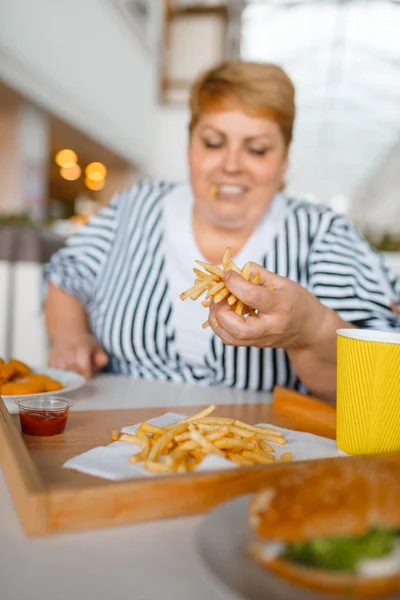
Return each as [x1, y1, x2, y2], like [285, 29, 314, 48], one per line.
[45, 180, 400, 391]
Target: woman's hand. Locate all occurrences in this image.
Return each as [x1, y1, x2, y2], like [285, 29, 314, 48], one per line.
[208, 264, 328, 350]
[48, 333, 109, 379]
[209, 263, 353, 402]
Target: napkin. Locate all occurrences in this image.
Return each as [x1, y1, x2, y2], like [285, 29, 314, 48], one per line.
[63, 412, 340, 481]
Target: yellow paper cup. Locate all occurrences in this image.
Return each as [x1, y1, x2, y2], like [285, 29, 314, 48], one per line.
[336, 329, 400, 455]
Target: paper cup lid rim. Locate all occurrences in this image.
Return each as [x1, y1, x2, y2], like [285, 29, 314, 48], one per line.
[336, 328, 400, 344]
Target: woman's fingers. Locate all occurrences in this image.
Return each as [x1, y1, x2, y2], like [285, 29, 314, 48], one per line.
[93, 348, 109, 369]
[224, 269, 278, 313]
[47, 337, 108, 379]
[76, 346, 94, 379]
[209, 300, 265, 343]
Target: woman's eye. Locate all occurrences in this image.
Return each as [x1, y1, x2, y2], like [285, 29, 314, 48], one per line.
[203, 139, 223, 149]
[248, 147, 269, 157]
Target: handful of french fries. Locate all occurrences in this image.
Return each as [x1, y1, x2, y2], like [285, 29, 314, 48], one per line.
[111, 404, 292, 474]
[180, 246, 268, 329]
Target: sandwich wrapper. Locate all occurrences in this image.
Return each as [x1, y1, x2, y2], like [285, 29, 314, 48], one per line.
[63, 412, 342, 481]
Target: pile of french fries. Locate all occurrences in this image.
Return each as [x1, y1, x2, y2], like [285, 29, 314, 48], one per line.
[180, 247, 265, 329]
[111, 404, 292, 474]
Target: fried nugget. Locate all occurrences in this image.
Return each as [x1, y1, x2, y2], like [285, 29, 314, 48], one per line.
[43, 379, 63, 392]
[25, 373, 53, 383]
[0, 364, 16, 381]
[7, 358, 31, 378]
[25, 373, 63, 392]
[1, 380, 45, 395]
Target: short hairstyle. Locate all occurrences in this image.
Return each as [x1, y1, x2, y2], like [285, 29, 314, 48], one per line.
[189, 60, 296, 146]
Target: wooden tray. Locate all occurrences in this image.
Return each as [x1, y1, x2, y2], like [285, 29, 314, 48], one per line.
[0, 391, 338, 537]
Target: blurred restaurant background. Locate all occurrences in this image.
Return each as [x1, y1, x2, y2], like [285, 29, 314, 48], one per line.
[0, 0, 399, 365]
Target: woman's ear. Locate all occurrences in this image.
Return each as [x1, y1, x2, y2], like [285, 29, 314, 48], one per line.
[279, 149, 290, 190]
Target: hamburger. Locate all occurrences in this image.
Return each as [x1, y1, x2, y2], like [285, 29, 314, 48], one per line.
[248, 457, 400, 597]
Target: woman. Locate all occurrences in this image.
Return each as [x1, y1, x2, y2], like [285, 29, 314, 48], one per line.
[44, 61, 399, 403]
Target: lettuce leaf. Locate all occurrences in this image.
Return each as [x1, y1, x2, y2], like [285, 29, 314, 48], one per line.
[284, 529, 398, 572]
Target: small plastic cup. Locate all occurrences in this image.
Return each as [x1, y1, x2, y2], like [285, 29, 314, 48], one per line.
[15, 396, 74, 436]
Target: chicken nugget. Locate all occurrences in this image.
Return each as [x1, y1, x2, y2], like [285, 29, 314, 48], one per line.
[7, 358, 31, 378]
[25, 373, 53, 383]
[0, 364, 16, 381]
[43, 379, 63, 392]
[0, 380, 45, 395]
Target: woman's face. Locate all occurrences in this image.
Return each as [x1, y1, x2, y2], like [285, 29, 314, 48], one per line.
[188, 110, 289, 231]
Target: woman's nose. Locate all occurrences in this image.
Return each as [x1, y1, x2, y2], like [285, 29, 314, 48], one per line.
[221, 148, 243, 174]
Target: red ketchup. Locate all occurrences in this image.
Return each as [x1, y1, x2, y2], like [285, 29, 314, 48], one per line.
[19, 409, 69, 436]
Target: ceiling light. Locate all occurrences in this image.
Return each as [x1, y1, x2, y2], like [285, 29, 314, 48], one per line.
[85, 162, 107, 181]
[55, 149, 78, 167]
[85, 177, 105, 191]
[60, 164, 82, 181]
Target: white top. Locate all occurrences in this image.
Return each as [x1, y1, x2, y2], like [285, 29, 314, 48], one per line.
[163, 182, 286, 363]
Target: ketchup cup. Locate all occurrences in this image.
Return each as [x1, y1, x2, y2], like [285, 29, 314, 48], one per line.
[15, 397, 74, 436]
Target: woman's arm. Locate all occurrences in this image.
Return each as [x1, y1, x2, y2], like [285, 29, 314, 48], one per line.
[45, 282, 91, 346]
[45, 283, 108, 378]
[285, 307, 355, 403]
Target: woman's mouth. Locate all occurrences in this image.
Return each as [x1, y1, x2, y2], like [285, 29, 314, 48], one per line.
[211, 185, 247, 198]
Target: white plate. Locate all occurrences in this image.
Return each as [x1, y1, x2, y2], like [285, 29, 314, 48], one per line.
[1, 367, 86, 401]
[197, 495, 400, 600]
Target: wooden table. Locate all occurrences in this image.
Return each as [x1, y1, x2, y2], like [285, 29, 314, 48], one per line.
[0, 375, 334, 600]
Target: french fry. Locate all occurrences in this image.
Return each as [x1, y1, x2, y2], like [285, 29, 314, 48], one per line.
[195, 260, 224, 278]
[214, 437, 253, 450]
[193, 268, 219, 281]
[206, 429, 231, 442]
[137, 430, 150, 459]
[174, 431, 193, 443]
[180, 248, 263, 327]
[188, 429, 225, 457]
[262, 434, 287, 446]
[260, 440, 274, 453]
[144, 460, 171, 473]
[235, 300, 245, 317]
[190, 288, 208, 301]
[228, 260, 242, 275]
[113, 404, 288, 474]
[229, 425, 255, 439]
[222, 247, 231, 271]
[137, 422, 166, 437]
[233, 420, 283, 436]
[227, 294, 237, 306]
[206, 281, 226, 298]
[175, 440, 198, 451]
[250, 272, 261, 285]
[165, 405, 217, 429]
[118, 433, 141, 445]
[148, 422, 189, 461]
[129, 452, 145, 464]
[242, 261, 252, 281]
[189, 448, 207, 464]
[225, 452, 254, 466]
[279, 451, 293, 462]
[213, 287, 230, 304]
[242, 450, 275, 464]
[196, 416, 234, 425]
